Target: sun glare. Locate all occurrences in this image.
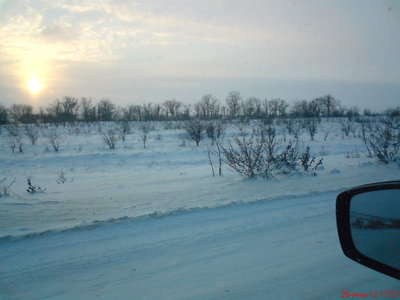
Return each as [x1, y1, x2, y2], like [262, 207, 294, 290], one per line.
[27, 77, 42, 94]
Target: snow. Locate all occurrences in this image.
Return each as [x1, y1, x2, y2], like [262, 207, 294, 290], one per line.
[0, 119, 399, 299]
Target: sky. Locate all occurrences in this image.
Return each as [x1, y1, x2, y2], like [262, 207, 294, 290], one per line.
[0, 0, 399, 110]
[352, 189, 400, 219]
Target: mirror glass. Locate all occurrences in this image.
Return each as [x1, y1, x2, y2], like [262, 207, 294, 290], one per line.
[350, 189, 400, 270]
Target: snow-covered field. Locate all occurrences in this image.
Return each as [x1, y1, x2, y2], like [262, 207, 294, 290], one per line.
[0, 119, 399, 299]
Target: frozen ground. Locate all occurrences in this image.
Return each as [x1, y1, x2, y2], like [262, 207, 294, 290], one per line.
[1, 192, 398, 300]
[0, 119, 399, 299]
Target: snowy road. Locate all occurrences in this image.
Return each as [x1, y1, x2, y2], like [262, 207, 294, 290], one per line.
[0, 191, 398, 300]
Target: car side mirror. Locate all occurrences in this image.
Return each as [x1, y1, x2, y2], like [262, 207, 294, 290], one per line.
[336, 181, 400, 280]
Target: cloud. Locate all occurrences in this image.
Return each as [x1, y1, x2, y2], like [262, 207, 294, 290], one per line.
[39, 24, 77, 42]
[0, 0, 398, 105]
[0, 0, 261, 86]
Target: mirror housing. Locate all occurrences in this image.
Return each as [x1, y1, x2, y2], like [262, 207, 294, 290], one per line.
[336, 181, 400, 280]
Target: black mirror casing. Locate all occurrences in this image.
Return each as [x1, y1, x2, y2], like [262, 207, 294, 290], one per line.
[336, 181, 400, 280]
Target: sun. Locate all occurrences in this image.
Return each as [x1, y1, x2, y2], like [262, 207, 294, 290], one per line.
[27, 77, 42, 94]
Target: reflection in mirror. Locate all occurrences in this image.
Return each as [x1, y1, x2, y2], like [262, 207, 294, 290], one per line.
[350, 189, 400, 270]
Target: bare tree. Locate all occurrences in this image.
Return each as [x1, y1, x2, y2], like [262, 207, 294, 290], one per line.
[163, 99, 182, 120]
[60, 96, 80, 122]
[198, 95, 219, 119]
[97, 99, 116, 121]
[80, 98, 97, 122]
[242, 97, 258, 118]
[268, 98, 288, 117]
[268, 99, 279, 117]
[262, 99, 270, 117]
[46, 97, 79, 123]
[182, 104, 191, 120]
[226, 91, 242, 118]
[315, 94, 340, 118]
[0, 104, 9, 124]
[291, 100, 319, 118]
[9, 104, 34, 123]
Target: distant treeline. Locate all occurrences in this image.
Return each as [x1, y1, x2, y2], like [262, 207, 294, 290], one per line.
[1, 92, 399, 124]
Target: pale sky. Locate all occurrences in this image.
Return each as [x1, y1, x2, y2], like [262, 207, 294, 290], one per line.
[0, 0, 399, 110]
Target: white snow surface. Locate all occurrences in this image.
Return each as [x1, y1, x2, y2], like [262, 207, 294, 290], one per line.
[0, 120, 399, 299]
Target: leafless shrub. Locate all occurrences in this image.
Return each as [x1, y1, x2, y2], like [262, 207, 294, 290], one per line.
[274, 138, 301, 171]
[207, 126, 225, 177]
[222, 126, 295, 178]
[139, 121, 154, 148]
[119, 121, 131, 142]
[222, 127, 268, 178]
[304, 118, 318, 141]
[8, 136, 23, 153]
[5, 125, 23, 153]
[340, 119, 355, 138]
[184, 119, 204, 146]
[382, 116, 400, 130]
[48, 131, 61, 152]
[205, 121, 225, 145]
[7, 136, 17, 153]
[221, 125, 323, 179]
[275, 122, 288, 142]
[24, 124, 40, 145]
[262, 126, 281, 166]
[363, 119, 399, 163]
[102, 127, 118, 149]
[284, 119, 303, 138]
[321, 124, 332, 141]
[359, 120, 373, 156]
[0, 177, 15, 197]
[207, 146, 215, 177]
[298, 146, 323, 172]
[344, 148, 361, 159]
[283, 119, 294, 135]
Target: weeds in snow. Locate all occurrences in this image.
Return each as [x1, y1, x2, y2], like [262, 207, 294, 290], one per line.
[57, 171, 67, 184]
[0, 177, 16, 197]
[27, 178, 46, 193]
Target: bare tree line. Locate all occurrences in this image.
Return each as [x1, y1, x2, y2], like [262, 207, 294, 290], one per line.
[2, 92, 399, 125]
